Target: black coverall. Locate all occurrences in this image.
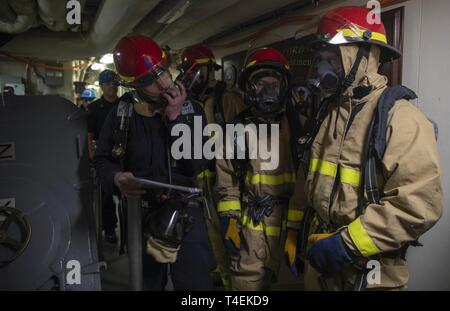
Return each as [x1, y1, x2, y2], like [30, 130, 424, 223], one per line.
[94, 94, 215, 290]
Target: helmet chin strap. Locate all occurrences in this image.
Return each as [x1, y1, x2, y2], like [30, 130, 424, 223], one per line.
[342, 44, 370, 91]
[332, 44, 371, 139]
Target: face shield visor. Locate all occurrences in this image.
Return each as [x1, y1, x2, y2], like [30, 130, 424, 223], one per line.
[136, 66, 175, 105]
[189, 65, 209, 96]
[135, 63, 173, 90]
[175, 60, 203, 93]
[320, 19, 386, 45]
[133, 55, 176, 104]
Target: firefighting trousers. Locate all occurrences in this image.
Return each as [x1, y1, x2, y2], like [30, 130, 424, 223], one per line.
[230, 204, 286, 290]
[199, 172, 232, 289]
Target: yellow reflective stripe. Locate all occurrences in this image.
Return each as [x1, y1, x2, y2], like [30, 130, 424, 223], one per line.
[246, 172, 296, 185]
[245, 60, 257, 68]
[348, 217, 380, 257]
[242, 215, 281, 237]
[309, 159, 337, 177]
[119, 74, 134, 82]
[197, 169, 216, 179]
[221, 277, 230, 288]
[310, 159, 363, 186]
[287, 210, 304, 222]
[196, 57, 214, 64]
[217, 200, 241, 212]
[338, 28, 387, 44]
[309, 158, 319, 172]
[340, 166, 361, 186]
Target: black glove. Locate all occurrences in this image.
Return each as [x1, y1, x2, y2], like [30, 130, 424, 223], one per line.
[307, 233, 354, 278]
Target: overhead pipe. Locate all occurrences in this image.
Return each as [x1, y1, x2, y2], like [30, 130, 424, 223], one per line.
[0, 0, 86, 33]
[0, 0, 37, 34]
[163, 0, 321, 50]
[0, 0, 161, 59]
[203, 0, 315, 45]
[133, 0, 188, 38]
[37, 0, 75, 32]
[152, 0, 240, 44]
[0, 0, 17, 23]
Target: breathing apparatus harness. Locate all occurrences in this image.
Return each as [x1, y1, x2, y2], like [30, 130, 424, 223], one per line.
[110, 82, 209, 256]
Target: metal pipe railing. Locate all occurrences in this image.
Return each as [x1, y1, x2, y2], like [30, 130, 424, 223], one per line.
[126, 178, 202, 290]
[127, 198, 143, 291]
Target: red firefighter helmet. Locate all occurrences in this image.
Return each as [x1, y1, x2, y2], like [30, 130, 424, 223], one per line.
[316, 6, 401, 63]
[113, 34, 169, 84]
[239, 47, 291, 91]
[181, 45, 221, 70]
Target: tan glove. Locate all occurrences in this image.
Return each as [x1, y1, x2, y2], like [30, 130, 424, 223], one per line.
[146, 236, 180, 263]
[225, 217, 241, 249]
[284, 229, 298, 267]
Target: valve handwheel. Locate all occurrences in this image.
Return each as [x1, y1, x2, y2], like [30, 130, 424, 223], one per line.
[0, 202, 32, 268]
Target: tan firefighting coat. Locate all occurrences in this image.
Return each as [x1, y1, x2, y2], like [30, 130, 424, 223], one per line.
[289, 45, 443, 289]
[195, 81, 245, 288]
[215, 109, 298, 290]
[216, 113, 297, 225]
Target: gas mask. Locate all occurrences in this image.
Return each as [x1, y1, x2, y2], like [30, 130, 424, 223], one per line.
[176, 60, 202, 89]
[144, 198, 194, 255]
[306, 45, 344, 100]
[189, 66, 209, 96]
[246, 69, 288, 116]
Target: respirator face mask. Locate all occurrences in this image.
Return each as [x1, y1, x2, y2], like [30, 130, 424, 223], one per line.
[306, 45, 344, 100]
[247, 69, 287, 115]
[189, 65, 208, 95]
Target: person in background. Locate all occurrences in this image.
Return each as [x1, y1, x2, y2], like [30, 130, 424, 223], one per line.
[79, 88, 96, 111]
[179, 45, 245, 288]
[87, 70, 120, 243]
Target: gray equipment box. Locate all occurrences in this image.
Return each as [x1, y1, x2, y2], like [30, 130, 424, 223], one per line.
[0, 94, 101, 290]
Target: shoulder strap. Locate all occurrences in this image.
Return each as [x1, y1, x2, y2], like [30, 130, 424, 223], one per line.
[285, 95, 307, 172]
[229, 109, 253, 188]
[112, 92, 135, 160]
[213, 80, 227, 128]
[358, 86, 418, 211]
[358, 85, 425, 254]
[372, 85, 417, 160]
[297, 97, 332, 175]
